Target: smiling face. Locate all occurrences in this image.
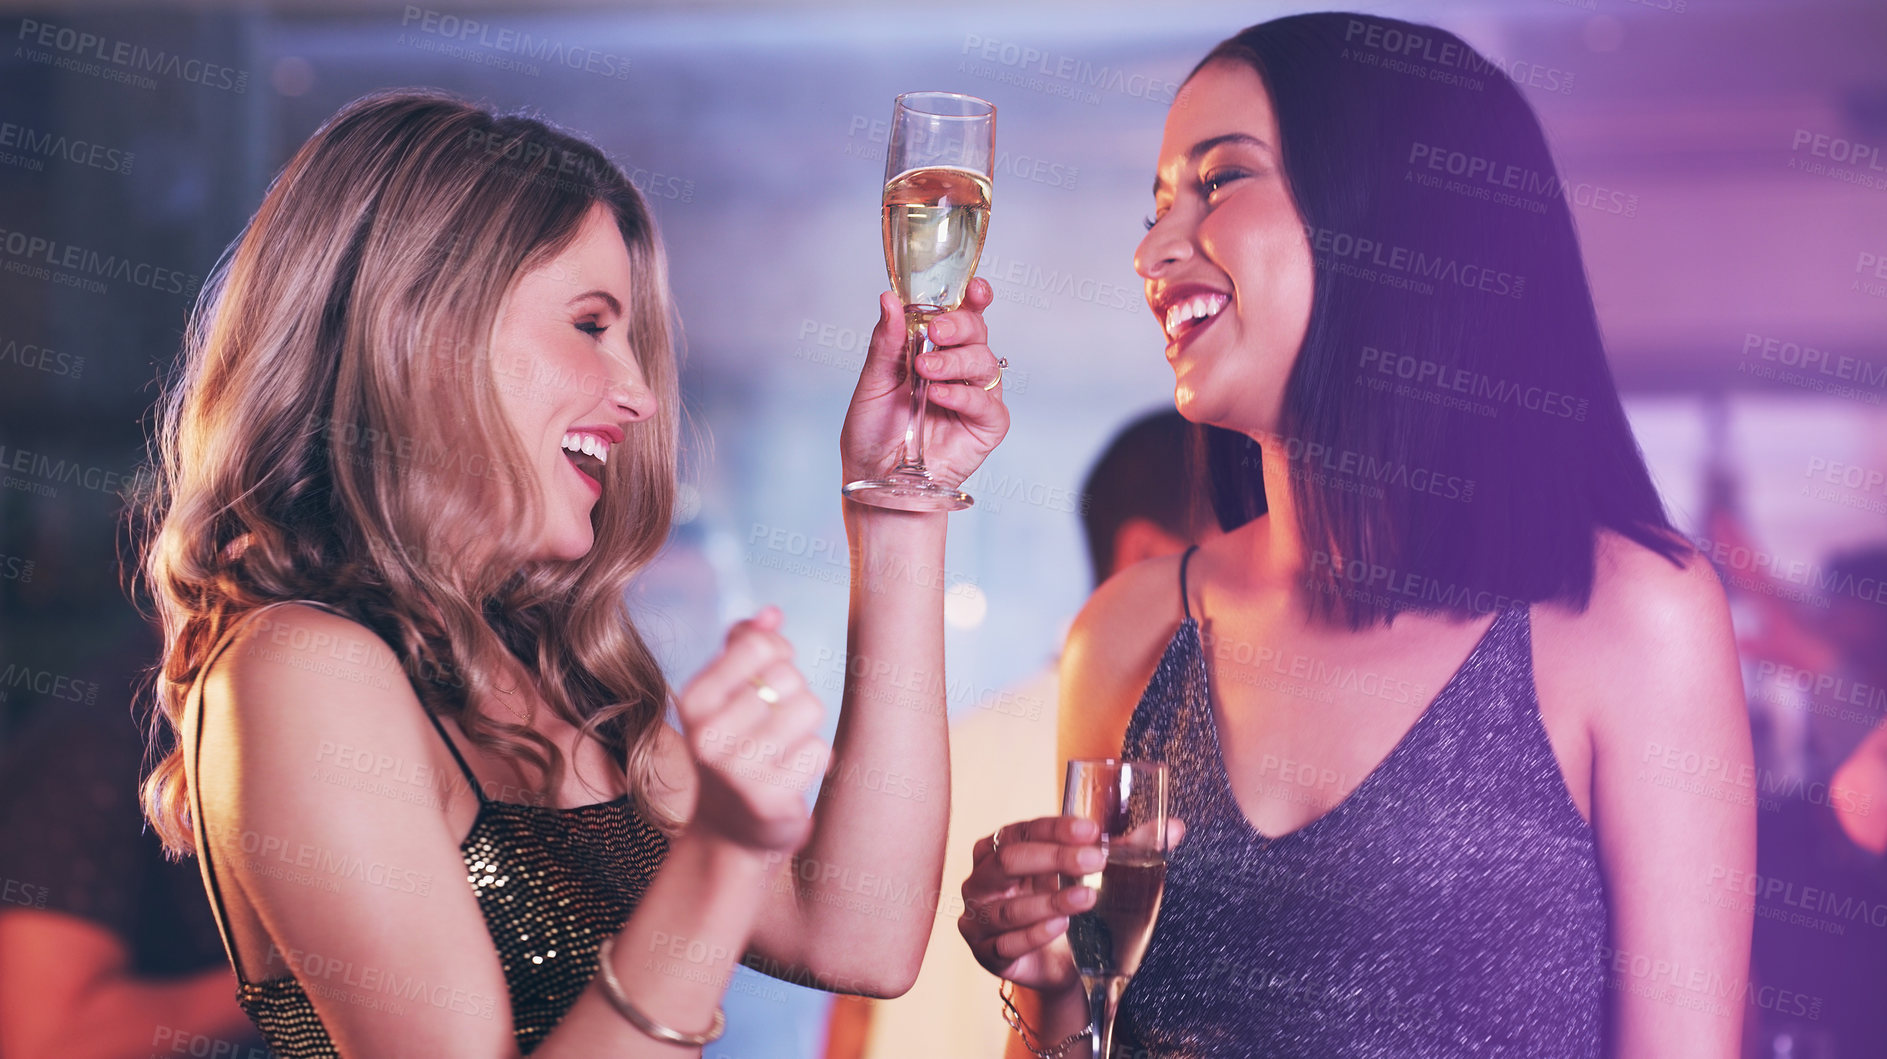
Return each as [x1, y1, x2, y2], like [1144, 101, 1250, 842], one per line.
[487, 203, 657, 563]
[1135, 60, 1314, 435]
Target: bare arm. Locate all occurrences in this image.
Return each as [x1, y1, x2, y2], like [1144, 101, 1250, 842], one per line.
[0, 911, 252, 1059]
[971, 555, 1187, 1050]
[1574, 538, 1756, 1058]
[742, 282, 1009, 998]
[195, 604, 826, 1057]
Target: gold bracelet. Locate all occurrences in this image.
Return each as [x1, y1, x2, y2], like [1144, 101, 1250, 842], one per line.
[999, 979, 1091, 1059]
[595, 935, 727, 1046]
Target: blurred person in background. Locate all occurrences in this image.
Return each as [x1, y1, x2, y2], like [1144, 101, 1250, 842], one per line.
[1699, 501, 1887, 1059]
[0, 688, 265, 1059]
[961, 13, 1753, 1058]
[824, 409, 1221, 1059]
[134, 89, 1007, 1056]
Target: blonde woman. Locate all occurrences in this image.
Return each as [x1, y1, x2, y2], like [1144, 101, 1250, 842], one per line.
[137, 90, 1008, 1056]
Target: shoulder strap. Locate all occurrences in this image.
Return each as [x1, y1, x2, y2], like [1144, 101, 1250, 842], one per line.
[1178, 545, 1201, 621]
[187, 599, 329, 982]
[419, 705, 487, 805]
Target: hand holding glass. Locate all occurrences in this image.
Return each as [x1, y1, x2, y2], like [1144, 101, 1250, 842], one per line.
[1060, 759, 1169, 1059]
[842, 91, 995, 511]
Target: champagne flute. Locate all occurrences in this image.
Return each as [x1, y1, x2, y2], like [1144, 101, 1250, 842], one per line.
[842, 90, 995, 511]
[1061, 759, 1169, 1059]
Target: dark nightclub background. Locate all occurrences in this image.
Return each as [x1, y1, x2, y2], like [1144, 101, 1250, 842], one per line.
[0, 1, 1883, 1057]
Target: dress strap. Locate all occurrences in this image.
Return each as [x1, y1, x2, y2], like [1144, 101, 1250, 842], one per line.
[1178, 545, 1201, 621]
[186, 599, 338, 983]
[419, 705, 488, 805]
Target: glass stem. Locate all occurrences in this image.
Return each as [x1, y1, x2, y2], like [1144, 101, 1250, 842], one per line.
[1087, 977, 1124, 1059]
[897, 306, 936, 476]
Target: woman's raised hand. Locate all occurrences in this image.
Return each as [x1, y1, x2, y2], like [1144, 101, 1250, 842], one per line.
[675, 607, 829, 854]
[839, 279, 1009, 493]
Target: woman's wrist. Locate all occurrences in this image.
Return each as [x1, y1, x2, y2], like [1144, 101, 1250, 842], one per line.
[1010, 978, 1091, 1042]
[669, 827, 788, 886]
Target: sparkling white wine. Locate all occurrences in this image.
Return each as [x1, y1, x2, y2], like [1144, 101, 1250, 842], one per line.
[881, 165, 992, 311]
[1064, 846, 1167, 983]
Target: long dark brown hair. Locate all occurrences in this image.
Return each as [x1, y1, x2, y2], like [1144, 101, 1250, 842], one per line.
[1192, 13, 1687, 628]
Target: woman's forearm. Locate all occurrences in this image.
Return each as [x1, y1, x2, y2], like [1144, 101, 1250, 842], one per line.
[536, 831, 774, 1056]
[771, 505, 952, 995]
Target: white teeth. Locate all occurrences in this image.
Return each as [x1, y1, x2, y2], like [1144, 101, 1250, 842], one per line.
[560, 431, 610, 465]
[1162, 293, 1229, 339]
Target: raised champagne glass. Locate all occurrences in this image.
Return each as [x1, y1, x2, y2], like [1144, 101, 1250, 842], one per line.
[842, 90, 995, 511]
[1061, 759, 1169, 1059]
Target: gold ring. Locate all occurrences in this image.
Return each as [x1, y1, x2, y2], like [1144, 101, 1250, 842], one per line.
[747, 676, 781, 705]
[983, 357, 1009, 392]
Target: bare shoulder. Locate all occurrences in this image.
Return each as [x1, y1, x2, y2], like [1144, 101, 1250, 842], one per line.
[1534, 529, 1741, 744]
[195, 602, 460, 831]
[203, 602, 434, 748]
[193, 602, 527, 1044]
[1059, 549, 1191, 762]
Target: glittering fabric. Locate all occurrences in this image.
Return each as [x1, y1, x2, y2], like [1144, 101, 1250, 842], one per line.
[1115, 549, 1607, 1057]
[189, 604, 668, 1056]
[223, 795, 668, 1056]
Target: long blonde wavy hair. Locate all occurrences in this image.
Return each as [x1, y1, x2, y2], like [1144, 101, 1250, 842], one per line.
[137, 89, 682, 855]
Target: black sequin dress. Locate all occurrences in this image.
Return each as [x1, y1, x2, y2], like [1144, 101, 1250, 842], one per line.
[186, 601, 670, 1056]
[1114, 547, 1608, 1057]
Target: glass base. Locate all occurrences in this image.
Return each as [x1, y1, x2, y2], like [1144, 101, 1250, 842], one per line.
[842, 474, 973, 512]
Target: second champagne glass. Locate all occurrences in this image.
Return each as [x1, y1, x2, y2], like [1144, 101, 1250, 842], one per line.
[842, 90, 995, 511]
[1061, 758, 1169, 1059]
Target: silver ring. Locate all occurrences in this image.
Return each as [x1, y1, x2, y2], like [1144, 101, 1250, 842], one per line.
[747, 676, 781, 705]
[989, 828, 1005, 855]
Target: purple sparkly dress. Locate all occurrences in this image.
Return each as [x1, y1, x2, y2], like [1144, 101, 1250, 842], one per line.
[1115, 547, 1607, 1057]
